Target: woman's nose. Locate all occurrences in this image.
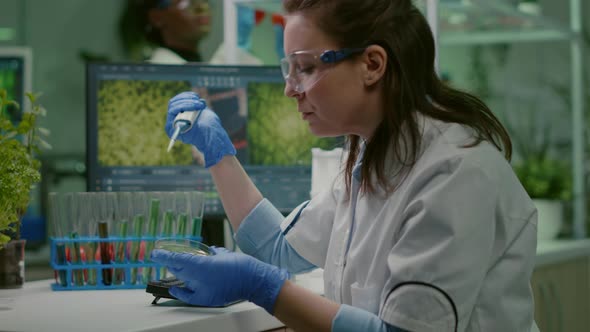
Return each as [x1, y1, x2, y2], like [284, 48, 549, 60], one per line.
[284, 78, 302, 99]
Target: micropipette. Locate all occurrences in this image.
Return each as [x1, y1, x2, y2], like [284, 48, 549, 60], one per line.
[167, 110, 201, 152]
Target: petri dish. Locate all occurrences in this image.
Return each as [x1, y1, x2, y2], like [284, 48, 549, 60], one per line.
[155, 238, 214, 256]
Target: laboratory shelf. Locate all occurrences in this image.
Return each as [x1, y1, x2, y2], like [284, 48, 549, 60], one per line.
[439, 29, 571, 45]
[416, 0, 574, 45]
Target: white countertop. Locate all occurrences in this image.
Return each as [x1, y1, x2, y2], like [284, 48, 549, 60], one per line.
[0, 270, 324, 332]
[535, 238, 590, 267]
[0, 281, 281, 332]
[4, 240, 590, 332]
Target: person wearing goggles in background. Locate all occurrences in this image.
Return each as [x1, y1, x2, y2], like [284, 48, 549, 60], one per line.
[119, 0, 211, 63]
[153, 0, 539, 331]
[119, 0, 263, 65]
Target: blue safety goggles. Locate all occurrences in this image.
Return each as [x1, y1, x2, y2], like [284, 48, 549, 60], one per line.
[280, 48, 366, 93]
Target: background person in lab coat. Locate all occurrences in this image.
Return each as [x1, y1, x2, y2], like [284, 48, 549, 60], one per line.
[119, 0, 211, 63]
[119, 0, 260, 166]
[119, 0, 263, 64]
[151, 0, 539, 331]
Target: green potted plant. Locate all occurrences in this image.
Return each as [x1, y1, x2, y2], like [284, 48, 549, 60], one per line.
[513, 140, 572, 242]
[0, 88, 50, 288]
[513, 157, 572, 202]
[514, 156, 572, 241]
[518, 0, 541, 16]
[508, 108, 572, 241]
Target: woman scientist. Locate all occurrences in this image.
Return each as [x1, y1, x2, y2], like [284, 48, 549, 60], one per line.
[151, 0, 539, 331]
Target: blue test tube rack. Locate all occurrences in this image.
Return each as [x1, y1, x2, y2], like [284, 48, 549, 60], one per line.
[49, 235, 202, 291]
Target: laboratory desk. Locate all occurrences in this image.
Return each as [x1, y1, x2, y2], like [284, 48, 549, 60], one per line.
[535, 238, 590, 266]
[0, 271, 324, 332]
[3, 240, 590, 332]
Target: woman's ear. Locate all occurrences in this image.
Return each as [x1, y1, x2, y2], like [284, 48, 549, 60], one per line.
[362, 45, 387, 86]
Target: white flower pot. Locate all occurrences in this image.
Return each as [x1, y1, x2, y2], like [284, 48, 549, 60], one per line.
[518, 2, 541, 16]
[533, 199, 563, 241]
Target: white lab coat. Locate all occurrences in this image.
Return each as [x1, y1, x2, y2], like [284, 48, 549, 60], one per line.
[147, 47, 187, 64]
[281, 114, 539, 332]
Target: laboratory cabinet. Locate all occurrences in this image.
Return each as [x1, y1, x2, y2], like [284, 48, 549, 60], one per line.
[531, 257, 590, 332]
[424, 0, 586, 240]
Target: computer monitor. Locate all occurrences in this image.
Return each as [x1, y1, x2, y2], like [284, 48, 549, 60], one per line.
[86, 63, 342, 220]
[0, 46, 32, 121]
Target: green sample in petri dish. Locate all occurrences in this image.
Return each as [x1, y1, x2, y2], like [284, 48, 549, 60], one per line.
[155, 239, 214, 256]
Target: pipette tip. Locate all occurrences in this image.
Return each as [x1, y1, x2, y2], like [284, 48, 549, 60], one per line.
[167, 139, 175, 152]
[167, 126, 182, 153]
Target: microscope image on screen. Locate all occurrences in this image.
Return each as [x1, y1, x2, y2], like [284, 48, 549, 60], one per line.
[246, 82, 339, 166]
[97, 79, 194, 167]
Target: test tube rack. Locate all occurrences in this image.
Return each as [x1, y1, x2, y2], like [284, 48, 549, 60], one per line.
[49, 235, 202, 291]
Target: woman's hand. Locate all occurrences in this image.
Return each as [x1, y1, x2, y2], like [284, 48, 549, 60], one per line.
[165, 92, 236, 167]
[150, 247, 289, 313]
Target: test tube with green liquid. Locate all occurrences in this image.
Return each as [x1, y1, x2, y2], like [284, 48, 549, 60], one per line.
[177, 213, 188, 237]
[191, 217, 203, 238]
[190, 191, 205, 240]
[130, 214, 144, 285]
[69, 232, 85, 286]
[159, 210, 175, 277]
[84, 236, 97, 286]
[113, 192, 132, 284]
[142, 198, 160, 283]
[114, 220, 128, 284]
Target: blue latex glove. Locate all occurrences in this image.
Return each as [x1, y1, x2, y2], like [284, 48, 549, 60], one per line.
[150, 247, 289, 313]
[165, 92, 236, 168]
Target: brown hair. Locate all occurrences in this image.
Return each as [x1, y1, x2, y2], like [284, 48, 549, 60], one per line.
[119, 0, 166, 60]
[283, 0, 512, 195]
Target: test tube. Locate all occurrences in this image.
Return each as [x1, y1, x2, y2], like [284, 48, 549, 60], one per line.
[97, 192, 115, 285]
[176, 192, 190, 237]
[98, 221, 112, 285]
[159, 211, 175, 278]
[49, 193, 67, 287]
[177, 214, 188, 237]
[78, 192, 97, 285]
[159, 193, 176, 278]
[142, 193, 161, 283]
[114, 192, 132, 285]
[190, 191, 205, 239]
[130, 192, 146, 285]
[64, 193, 84, 286]
[114, 221, 128, 284]
[55, 243, 68, 286]
[69, 232, 85, 286]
